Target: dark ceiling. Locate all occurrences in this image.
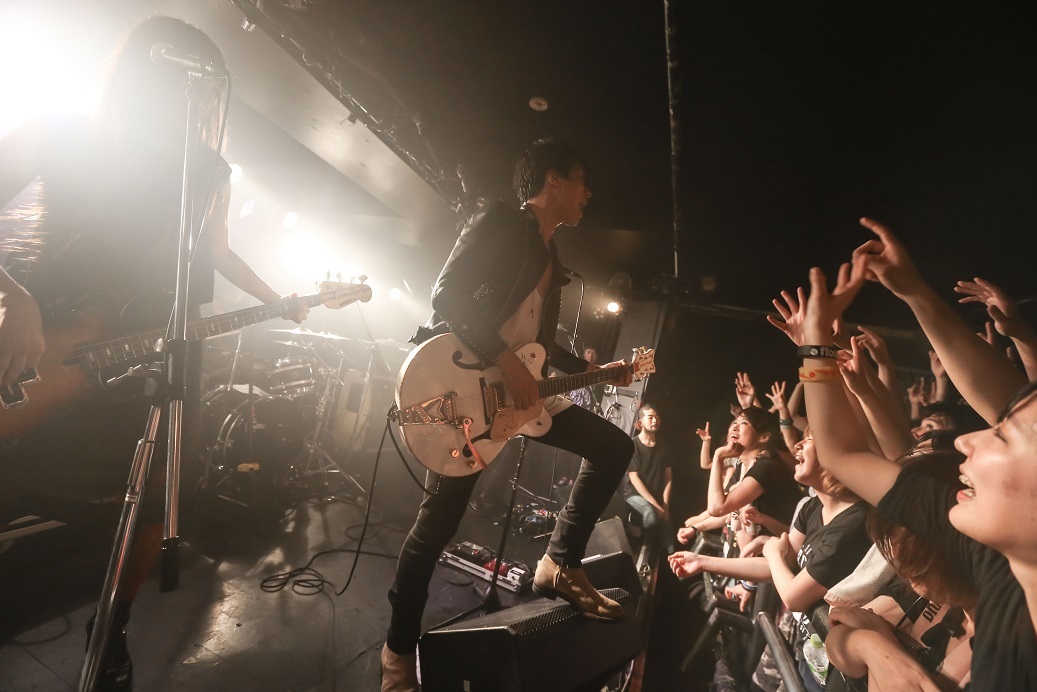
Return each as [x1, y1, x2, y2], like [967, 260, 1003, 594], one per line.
[272, 1, 1037, 331]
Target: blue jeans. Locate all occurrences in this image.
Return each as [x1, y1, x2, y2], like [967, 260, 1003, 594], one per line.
[386, 405, 633, 654]
[624, 494, 676, 555]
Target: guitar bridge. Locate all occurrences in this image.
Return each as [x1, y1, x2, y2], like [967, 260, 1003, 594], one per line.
[396, 393, 458, 426]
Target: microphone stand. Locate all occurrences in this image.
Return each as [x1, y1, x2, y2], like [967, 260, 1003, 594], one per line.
[434, 436, 530, 626]
[80, 74, 212, 691]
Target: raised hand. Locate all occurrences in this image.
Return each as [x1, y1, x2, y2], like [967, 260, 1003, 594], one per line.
[767, 286, 808, 346]
[851, 217, 927, 298]
[696, 421, 711, 442]
[906, 376, 934, 408]
[764, 381, 787, 413]
[838, 337, 869, 395]
[734, 371, 756, 409]
[977, 321, 998, 347]
[955, 277, 1033, 340]
[856, 326, 891, 365]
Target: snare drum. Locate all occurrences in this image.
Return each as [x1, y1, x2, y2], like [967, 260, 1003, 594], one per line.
[267, 357, 317, 398]
[200, 388, 305, 480]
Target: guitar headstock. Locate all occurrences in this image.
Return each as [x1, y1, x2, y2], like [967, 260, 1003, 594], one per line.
[318, 281, 373, 309]
[630, 347, 656, 381]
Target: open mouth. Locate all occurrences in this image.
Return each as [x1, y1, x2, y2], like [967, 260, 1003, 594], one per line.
[959, 473, 976, 499]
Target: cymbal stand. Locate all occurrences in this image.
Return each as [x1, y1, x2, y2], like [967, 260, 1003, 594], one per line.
[293, 346, 365, 498]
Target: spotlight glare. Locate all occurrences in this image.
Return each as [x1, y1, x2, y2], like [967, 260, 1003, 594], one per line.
[239, 200, 256, 218]
[228, 163, 243, 184]
[388, 287, 402, 301]
[283, 211, 299, 229]
[606, 301, 621, 314]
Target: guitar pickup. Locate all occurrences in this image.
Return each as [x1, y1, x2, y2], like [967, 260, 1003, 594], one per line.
[0, 368, 40, 409]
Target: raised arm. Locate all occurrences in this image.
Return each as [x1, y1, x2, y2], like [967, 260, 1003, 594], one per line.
[840, 337, 914, 459]
[955, 276, 1037, 382]
[766, 381, 800, 453]
[768, 261, 901, 507]
[857, 325, 900, 396]
[697, 422, 713, 469]
[734, 371, 762, 409]
[854, 218, 1026, 423]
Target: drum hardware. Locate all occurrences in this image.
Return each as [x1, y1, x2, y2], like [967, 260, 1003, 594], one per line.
[290, 348, 367, 499]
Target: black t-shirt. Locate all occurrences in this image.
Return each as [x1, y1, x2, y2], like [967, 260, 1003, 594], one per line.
[878, 456, 1037, 691]
[743, 453, 804, 529]
[793, 497, 872, 590]
[6, 116, 221, 310]
[623, 436, 671, 502]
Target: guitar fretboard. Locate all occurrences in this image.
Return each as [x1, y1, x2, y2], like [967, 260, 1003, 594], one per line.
[61, 290, 351, 371]
[537, 365, 628, 399]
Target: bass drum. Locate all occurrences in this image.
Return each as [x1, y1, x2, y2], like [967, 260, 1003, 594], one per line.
[200, 387, 306, 483]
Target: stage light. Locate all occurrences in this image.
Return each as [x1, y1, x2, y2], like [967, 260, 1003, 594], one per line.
[283, 211, 299, 229]
[282, 232, 337, 279]
[606, 301, 621, 314]
[0, 9, 101, 134]
[388, 287, 402, 301]
[239, 200, 256, 218]
[229, 163, 243, 184]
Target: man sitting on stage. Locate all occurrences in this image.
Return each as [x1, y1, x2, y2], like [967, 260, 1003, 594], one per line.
[381, 139, 634, 690]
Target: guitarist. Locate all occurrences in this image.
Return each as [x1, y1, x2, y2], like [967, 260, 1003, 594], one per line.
[0, 17, 305, 691]
[382, 139, 635, 690]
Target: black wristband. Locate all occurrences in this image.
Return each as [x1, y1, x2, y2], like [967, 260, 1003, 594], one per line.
[797, 344, 839, 360]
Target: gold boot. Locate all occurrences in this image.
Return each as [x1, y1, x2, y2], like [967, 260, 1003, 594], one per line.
[380, 642, 419, 692]
[532, 555, 624, 621]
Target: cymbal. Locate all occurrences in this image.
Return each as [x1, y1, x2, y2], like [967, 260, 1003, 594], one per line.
[268, 328, 355, 342]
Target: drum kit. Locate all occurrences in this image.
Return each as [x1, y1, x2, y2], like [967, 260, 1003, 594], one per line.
[196, 326, 408, 517]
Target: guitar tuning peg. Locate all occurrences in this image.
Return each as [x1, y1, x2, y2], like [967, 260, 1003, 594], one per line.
[325, 271, 332, 281]
[336, 272, 343, 282]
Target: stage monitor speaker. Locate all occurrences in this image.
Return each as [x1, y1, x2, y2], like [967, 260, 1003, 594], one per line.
[420, 519, 643, 691]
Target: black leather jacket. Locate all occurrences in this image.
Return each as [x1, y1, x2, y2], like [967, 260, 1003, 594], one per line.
[411, 202, 588, 376]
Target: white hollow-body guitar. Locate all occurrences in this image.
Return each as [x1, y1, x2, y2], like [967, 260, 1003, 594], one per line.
[394, 333, 655, 476]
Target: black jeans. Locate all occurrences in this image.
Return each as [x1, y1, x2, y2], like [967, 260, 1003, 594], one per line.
[386, 404, 633, 654]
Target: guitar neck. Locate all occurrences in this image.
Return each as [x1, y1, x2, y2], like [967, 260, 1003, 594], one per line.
[63, 293, 326, 372]
[537, 365, 626, 399]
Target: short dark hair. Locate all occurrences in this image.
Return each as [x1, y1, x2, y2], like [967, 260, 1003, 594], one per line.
[919, 402, 985, 434]
[513, 139, 588, 203]
[738, 406, 779, 450]
[638, 403, 657, 419]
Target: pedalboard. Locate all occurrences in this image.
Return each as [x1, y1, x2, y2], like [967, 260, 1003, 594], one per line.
[439, 541, 532, 593]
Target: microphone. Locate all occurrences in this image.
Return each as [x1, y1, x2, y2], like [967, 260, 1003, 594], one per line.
[151, 43, 226, 77]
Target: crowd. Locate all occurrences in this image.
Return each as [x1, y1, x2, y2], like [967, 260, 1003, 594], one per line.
[648, 218, 1037, 691]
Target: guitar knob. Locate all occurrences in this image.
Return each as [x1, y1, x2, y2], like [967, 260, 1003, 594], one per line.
[450, 449, 460, 458]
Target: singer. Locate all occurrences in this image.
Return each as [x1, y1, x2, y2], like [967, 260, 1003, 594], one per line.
[0, 16, 304, 691]
[381, 140, 635, 691]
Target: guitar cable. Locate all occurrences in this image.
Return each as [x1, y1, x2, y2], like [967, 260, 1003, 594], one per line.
[384, 401, 443, 496]
[260, 414, 396, 596]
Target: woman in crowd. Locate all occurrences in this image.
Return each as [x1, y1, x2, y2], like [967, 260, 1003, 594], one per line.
[769, 217, 1037, 689]
[670, 428, 872, 690]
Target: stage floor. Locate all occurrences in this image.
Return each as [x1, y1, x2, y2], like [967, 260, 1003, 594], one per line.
[0, 453, 586, 691]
